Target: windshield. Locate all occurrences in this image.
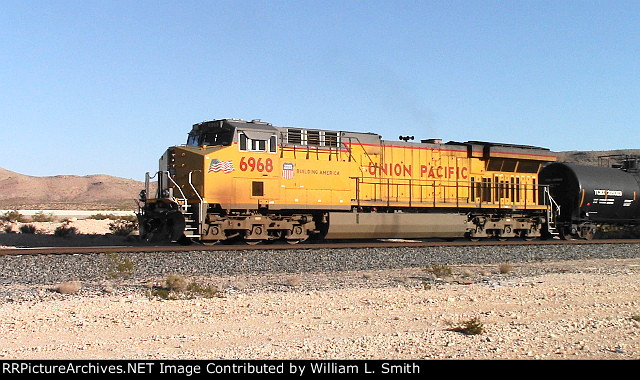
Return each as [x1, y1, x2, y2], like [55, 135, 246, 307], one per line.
[187, 122, 234, 146]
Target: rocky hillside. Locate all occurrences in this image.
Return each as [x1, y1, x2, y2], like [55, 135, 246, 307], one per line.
[1, 149, 638, 210]
[0, 168, 146, 211]
[556, 149, 640, 167]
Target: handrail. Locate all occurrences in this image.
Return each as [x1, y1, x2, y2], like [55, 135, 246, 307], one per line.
[150, 170, 188, 205]
[188, 171, 204, 232]
[351, 176, 552, 210]
[345, 137, 378, 165]
[542, 185, 560, 233]
[144, 171, 156, 199]
[187, 171, 203, 204]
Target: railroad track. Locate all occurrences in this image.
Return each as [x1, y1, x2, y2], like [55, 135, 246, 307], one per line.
[2, 238, 640, 256]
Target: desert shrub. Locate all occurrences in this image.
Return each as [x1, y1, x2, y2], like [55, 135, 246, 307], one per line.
[165, 274, 189, 291]
[424, 264, 452, 278]
[1, 210, 27, 223]
[108, 220, 138, 236]
[90, 213, 137, 222]
[31, 211, 56, 222]
[185, 282, 224, 298]
[105, 253, 135, 278]
[285, 275, 302, 287]
[149, 274, 224, 300]
[499, 263, 514, 274]
[119, 214, 138, 222]
[446, 317, 484, 335]
[19, 224, 37, 234]
[54, 224, 78, 237]
[55, 281, 82, 294]
[89, 213, 117, 220]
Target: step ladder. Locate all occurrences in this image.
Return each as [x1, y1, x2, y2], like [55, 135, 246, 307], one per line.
[181, 203, 201, 239]
[543, 186, 560, 236]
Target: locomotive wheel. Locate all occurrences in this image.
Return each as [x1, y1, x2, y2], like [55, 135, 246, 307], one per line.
[559, 231, 574, 240]
[464, 232, 480, 242]
[222, 233, 242, 245]
[284, 225, 309, 244]
[520, 231, 535, 241]
[177, 234, 193, 246]
[165, 211, 187, 242]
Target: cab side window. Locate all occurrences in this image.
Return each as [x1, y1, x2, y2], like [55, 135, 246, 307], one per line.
[239, 132, 277, 153]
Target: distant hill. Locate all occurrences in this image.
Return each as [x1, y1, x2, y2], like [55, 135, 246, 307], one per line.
[1, 148, 639, 210]
[556, 149, 640, 166]
[0, 168, 147, 211]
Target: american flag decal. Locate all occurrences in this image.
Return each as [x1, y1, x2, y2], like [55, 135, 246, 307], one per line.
[282, 162, 294, 179]
[208, 158, 234, 173]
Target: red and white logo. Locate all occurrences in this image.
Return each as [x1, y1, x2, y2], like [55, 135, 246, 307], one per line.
[282, 163, 294, 179]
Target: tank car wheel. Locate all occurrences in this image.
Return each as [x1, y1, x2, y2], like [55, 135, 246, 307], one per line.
[245, 239, 263, 245]
[581, 228, 595, 241]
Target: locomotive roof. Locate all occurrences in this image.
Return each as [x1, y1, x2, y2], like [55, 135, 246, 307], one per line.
[455, 140, 551, 152]
[192, 119, 278, 133]
[191, 118, 381, 143]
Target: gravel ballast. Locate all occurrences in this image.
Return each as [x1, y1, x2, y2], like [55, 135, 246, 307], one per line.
[1, 242, 640, 360]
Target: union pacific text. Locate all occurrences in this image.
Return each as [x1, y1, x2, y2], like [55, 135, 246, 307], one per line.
[368, 163, 468, 179]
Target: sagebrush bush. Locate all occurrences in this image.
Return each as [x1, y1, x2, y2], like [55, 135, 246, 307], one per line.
[55, 281, 82, 294]
[19, 224, 37, 234]
[31, 211, 56, 222]
[165, 274, 188, 291]
[285, 275, 302, 287]
[149, 274, 224, 300]
[446, 317, 484, 335]
[1, 210, 26, 223]
[425, 264, 452, 278]
[108, 220, 138, 236]
[499, 263, 514, 274]
[54, 224, 78, 237]
[105, 253, 135, 278]
[90, 213, 137, 222]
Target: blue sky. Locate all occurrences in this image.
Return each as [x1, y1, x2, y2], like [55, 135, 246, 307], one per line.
[2, 0, 639, 180]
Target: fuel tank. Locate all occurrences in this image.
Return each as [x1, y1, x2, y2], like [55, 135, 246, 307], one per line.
[539, 162, 640, 224]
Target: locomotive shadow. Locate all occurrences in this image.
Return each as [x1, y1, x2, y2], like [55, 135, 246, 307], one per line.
[0, 232, 147, 248]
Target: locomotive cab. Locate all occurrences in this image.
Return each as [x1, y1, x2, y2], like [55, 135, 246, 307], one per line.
[186, 120, 235, 147]
[138, 119, 293, 243]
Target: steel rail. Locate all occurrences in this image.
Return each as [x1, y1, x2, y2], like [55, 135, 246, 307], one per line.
[2, 238, 640, 256]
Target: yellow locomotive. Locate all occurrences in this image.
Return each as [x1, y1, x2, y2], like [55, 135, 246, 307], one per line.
[137, 118, 559, 244]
